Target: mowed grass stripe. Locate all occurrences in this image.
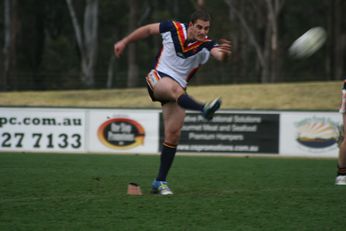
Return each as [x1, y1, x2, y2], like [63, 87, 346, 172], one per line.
[0, 81, 341, 110]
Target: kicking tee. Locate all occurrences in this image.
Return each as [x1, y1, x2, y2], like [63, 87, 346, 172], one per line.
[153, 20, 217, 88]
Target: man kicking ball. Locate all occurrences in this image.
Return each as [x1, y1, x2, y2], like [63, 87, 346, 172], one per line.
[114, 9, 231, 195]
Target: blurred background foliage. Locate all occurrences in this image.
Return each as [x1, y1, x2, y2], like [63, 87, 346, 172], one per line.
[0, 0, 345, 91]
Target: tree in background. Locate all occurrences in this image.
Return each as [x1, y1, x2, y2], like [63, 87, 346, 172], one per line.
[66, 0, 99, 87]
[2, 0, 18, 91]
[225, 0, 285, 83]
[266, 0, 285, 83]
[328, 0, 345, 81]
[126, 0, 139, 88]
[0, 0, 345, 91]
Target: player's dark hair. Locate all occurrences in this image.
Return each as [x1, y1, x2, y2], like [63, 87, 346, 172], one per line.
[190, 9, 211, 23]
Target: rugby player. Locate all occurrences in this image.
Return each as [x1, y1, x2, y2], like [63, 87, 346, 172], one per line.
[336, 79, 346, 185]
[114, 9, 231, 195]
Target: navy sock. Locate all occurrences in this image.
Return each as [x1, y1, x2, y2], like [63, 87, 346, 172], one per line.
[177, 93, 204, 111]
[337, 166, 346, 176]
[156, 143, 177, 181]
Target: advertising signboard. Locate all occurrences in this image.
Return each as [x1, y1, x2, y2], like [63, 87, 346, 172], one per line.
[88, 109, 159, 153]
[161, 112, 280, 154]
[0, 108, 86, 152]
[280, 112, 341, 157]
[1, 107, 341, 157]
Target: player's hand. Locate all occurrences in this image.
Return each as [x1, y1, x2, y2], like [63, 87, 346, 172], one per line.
[114, 40, 126, 58]
[213, 38, 231, 62]
[218, 38, 232, 56]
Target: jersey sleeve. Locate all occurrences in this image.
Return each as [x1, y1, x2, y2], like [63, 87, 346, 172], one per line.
[204, 40, 217, 51]
[200, 40, 217, 64]
[159, 20, 174, 33]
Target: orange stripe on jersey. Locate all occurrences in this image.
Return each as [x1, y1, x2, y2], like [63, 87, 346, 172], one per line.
[185, 41, 203, 52]
[173, 22, 186, 50]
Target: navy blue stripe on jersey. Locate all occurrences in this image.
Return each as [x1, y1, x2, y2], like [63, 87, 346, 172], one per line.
[159, 20, 173, 33]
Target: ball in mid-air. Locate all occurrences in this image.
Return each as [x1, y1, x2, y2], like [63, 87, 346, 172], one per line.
[289, 27, 327, 59]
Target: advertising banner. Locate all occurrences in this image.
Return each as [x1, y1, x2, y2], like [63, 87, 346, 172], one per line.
[88, 109, 159, 153]
[280, 112, 342, 157]
[162, 112, 280, 154]
[1, 106, 341, 157]
[0, 108, 86, 152]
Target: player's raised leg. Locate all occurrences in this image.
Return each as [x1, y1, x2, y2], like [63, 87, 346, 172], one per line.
[153, 77, 221, 120]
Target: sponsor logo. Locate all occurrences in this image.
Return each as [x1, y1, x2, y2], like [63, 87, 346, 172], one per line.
[97, 118, 145, 150]
[295, 117, 339, 152]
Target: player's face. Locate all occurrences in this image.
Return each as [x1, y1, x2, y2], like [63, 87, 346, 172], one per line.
[189, 19, 210, 41]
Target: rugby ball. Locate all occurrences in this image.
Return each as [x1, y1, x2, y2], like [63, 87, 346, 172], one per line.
[289, 27, 327, 59]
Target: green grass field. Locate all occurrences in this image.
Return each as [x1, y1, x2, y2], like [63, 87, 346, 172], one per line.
[1, 153, 345, 231]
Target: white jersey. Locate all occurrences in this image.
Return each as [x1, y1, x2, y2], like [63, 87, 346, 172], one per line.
[153, 20, 217, 88]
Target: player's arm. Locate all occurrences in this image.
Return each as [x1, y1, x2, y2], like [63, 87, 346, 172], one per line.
[210, 39, 232, 62]
[114, 23, 160, 58]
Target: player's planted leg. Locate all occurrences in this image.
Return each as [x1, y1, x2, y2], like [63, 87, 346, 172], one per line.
[152, 143, 176, 195]
[151, 103, 184, 195]
[156, 142, 177, 182]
